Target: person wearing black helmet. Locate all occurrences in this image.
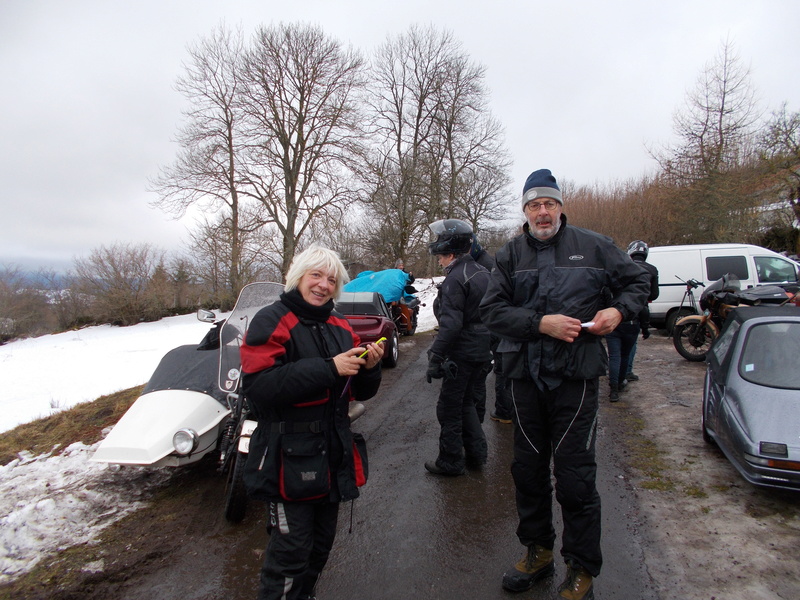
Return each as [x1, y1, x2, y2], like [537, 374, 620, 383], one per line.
[424, 218, 492, 476]
[624, 240, 660, 382]
[480, 169, 650, 600]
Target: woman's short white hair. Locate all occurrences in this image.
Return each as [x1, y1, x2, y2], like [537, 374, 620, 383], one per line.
[284, 245, 350, 299]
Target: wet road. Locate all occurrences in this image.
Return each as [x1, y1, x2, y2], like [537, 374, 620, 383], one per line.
[279, 332, 656, 600]
[116, 330, 659, 600]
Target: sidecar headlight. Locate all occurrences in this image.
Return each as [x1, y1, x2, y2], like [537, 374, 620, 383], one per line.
[173, 428, 199, 455]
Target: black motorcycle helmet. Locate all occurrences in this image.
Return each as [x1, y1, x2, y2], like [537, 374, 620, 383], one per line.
[428, 218, 473, 256]
[627, 240, 649, 260]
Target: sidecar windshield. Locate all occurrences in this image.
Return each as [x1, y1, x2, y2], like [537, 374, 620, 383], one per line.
[218, 282, 284, 395]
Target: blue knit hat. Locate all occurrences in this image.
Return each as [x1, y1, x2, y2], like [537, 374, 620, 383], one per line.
[522, 168, 562, 210]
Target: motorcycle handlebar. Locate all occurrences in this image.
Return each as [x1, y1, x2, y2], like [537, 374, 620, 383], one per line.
[676, 275, 705, 290]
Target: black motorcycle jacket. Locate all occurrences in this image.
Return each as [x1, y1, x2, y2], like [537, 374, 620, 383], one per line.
[430, 254, 492, 363]
[633, 257, 659, 331]
[240, 290, 381, 504]
[480, 215, 651, 387]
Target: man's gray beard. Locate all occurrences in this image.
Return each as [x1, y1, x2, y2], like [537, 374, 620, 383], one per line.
[530, 217, 562, 241]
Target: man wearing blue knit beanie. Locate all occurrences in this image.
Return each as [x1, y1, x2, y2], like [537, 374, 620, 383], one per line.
[480, 168, 650, 600]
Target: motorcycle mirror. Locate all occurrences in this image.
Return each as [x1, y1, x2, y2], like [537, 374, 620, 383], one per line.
[197, 308, 217, 323]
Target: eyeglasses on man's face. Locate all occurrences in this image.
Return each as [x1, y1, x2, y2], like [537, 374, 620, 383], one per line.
[524, 199, 559, 212]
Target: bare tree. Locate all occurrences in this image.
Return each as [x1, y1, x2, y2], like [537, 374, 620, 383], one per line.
[364, 25, 511, 264]
[650, 39, 761, 242]
[365, 26, 458, 264]
[149, 25, 253, 306]
[72, 243, 166, 326]
[426, 49, 512, 226]
[0, 264, 54, 340]
[759, 103, 800, 252]
[239, 22, 367, 275]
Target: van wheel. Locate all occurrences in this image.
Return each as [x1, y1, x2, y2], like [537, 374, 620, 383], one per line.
[665, 308, 696, 334]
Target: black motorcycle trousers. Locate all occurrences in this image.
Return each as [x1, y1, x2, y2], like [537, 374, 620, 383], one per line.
[435, 358, 488, 471]
[509, 377, 602, 577]
[258, 501, 339, 600]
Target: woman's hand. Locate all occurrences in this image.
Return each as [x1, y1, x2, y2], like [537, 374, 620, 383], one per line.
[332, 340, 385, 376]
[361, 340, 385, 370]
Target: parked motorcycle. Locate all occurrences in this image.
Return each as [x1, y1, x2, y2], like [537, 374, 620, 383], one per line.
[92, 282, 284, 522]
[344, 268, 422, 336]
[672, 274, 792, 362]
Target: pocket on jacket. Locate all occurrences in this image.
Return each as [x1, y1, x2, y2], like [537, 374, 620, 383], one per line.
[279, 433, 330, 501]
[352, 432, 369, 487]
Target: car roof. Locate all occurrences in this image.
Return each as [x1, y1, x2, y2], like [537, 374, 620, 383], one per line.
[726, 305, 800, 325]
[709, 305, 800, 388]
[337, 291, 383, 303]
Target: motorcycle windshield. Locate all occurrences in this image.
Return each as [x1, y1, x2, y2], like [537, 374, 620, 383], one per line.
[219, 282, 284, 395]
[702, 274, 741, 299]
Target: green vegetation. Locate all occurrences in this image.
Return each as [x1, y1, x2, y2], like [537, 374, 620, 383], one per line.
[616, 413, 677, 492]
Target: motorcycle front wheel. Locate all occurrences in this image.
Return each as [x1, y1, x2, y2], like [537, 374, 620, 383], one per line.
[673, 321, 715, 361]
[223, 450, 249, 523]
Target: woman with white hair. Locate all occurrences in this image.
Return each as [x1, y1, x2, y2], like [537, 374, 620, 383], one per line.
[240, 245, 384, 600]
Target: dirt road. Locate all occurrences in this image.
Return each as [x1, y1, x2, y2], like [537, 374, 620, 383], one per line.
[3, 332, 799, 600]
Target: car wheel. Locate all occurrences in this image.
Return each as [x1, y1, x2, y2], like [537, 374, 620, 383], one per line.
[701, 376, 715, 445]
[383, 330, 399, 368]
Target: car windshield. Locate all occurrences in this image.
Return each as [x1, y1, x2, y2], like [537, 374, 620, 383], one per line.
[738, 321, 800, 389]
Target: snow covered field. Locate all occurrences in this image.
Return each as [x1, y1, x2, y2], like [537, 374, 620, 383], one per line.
[0, 279, 439, 582]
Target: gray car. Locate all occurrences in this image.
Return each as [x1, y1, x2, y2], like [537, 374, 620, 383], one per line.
[702, 305, 800, 490]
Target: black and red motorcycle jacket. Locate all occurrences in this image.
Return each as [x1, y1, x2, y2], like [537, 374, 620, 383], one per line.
[240, 290, 381, 503]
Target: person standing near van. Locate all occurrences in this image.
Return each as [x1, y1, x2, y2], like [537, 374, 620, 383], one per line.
[625, 240, 660, 382]
[480, 169, 650, 600]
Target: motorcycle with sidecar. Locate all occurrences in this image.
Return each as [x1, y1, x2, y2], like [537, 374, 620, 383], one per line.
[92, 282, 283, 522]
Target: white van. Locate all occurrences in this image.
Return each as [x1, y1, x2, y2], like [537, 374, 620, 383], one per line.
[645, 243, 800, 331]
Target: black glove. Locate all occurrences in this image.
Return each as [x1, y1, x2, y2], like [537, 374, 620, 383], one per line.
[426, 352, 445, 383]
[642, 327, 651, 340]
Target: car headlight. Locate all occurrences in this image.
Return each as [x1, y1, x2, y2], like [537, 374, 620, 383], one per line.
[173, 428, 199, 455]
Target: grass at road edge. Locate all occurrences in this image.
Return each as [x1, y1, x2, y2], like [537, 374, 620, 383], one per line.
[0, 386, 142, 466]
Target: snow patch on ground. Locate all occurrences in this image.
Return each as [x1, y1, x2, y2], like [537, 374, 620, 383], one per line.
[0, 439, 170, 582]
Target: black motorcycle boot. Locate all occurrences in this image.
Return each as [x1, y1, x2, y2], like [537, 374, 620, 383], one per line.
[625, 371, 639, 381]
[609, 384, 620, 402]
[501, 544, 555, 592]
[424, 460, 466, 476]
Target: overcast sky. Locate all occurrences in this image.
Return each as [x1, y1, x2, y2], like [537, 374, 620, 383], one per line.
[2, 0, 799, 271]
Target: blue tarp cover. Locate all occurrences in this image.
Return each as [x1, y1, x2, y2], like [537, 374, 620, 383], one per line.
[343, 269, 413, 303]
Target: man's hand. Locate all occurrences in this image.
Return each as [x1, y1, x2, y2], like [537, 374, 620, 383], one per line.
[539, 314, 582, 342]
[426, 352, 445, 383]
[586, 307, 623, 336]
[641, 327, 651, 340]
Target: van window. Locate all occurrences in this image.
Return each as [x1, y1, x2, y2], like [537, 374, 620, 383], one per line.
[754, 256, 799, 284]
[706, 256, 748, 281]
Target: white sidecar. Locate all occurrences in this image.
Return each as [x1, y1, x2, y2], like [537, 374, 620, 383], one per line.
[91, 282, 285, 522]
